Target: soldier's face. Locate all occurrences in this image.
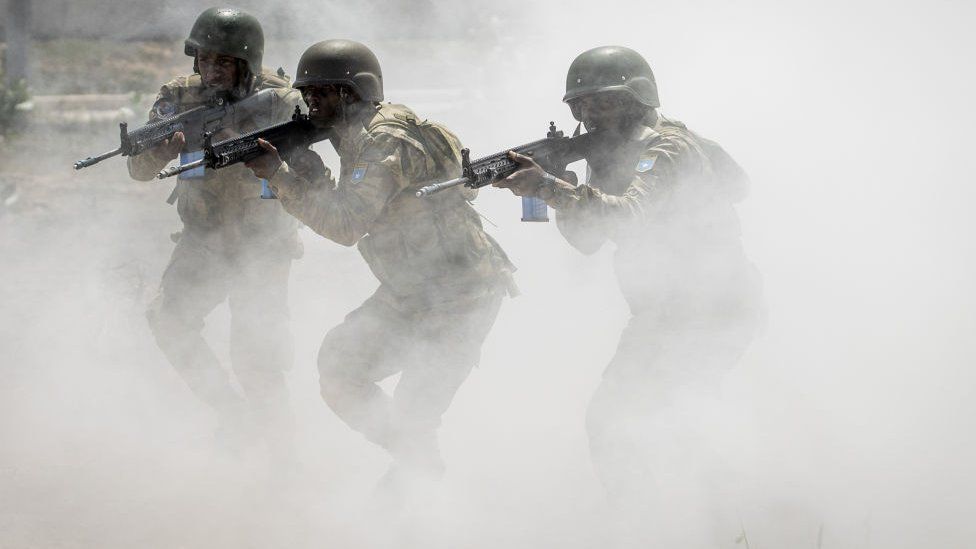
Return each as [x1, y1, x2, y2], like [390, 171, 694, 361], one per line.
[573, 92, 641, 134]
[300, 85, 343, 128]
[197, 51, 240, 91]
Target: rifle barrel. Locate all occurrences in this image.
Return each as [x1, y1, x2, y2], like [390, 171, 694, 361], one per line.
[73, 147, 123, 170]
[157, 158, 205, 180]
[416, 177, 468, 198]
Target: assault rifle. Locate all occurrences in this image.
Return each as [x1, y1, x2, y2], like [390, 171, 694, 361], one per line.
[156, 106, 328, 180]
[73, 88, 281, 170]
[415, 122, 597, 198]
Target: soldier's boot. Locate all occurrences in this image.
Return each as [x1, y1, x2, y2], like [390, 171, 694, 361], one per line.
[385, 429, 445, 479]
[368, 428, 445, 513]
[370, 465, 444, 515]
[213, 404, 258, 455]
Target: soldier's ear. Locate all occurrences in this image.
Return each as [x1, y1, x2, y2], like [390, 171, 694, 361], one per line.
[569, 101, 583, 121]
[339, 86, 360, 105]
[236, 59, 251, 83]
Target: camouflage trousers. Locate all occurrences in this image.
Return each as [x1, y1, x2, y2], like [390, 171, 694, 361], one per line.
[317, 285, 504, 471]
[585, 311, 758, 545]
[146, 230, 296, 451]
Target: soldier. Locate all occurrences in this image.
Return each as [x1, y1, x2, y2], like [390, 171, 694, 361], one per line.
[246, 40, 514, 483]
[128, 8, 304, 458]
[495, 46, 763, 540]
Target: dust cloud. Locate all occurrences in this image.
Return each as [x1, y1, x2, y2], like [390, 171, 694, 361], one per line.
[1, 0, 974, 547]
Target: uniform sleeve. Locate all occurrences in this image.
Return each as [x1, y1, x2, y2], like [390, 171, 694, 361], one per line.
[554, 206, 610, 255]
[548, 135, 703, 223]
[126, 82, 179, 182]
[270, 132, 421, 246]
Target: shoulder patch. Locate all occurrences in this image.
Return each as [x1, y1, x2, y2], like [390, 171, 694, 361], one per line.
[636, 156, 657, 173]
[351, 163, 368, 182]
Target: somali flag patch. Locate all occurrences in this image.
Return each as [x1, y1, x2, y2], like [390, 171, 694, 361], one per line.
[636, 157, 657, 173]
[351, 164, 368, 182]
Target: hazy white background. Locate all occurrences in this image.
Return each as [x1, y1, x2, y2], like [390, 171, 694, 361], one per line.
[2, 0, 974, 547]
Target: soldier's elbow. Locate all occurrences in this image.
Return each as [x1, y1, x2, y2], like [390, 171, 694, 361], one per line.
[126, 158, 162, 182]
[127, 168, 158, 182]
[333, 234, 361, 247]
[306, 213, 370, 246]
[563, 232, 605, 255]
[573, 241, 604, 255]
[320, 227, 362, 247]
[557, 227, 603, 255]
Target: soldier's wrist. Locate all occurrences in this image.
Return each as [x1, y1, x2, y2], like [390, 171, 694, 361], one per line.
[266, 158, 284, 180]
[536, 172, 559, 200]
[538, 173, 578, 209]
[269, 162, 303, 200]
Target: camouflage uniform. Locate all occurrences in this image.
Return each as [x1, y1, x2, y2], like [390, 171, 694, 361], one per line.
[130, 69, 303, 448]
[541, 115, 763, 502]
[269, 101, 512, 469]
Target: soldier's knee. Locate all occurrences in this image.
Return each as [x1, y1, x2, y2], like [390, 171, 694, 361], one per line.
[318, 374, 342, 407]
[315, 317, 383, 411]
[585, 385, 614, 441]
[316, 322, 361, 378]
[318, 373, 363, 413]
[318, 340, 371, 408]
[145, 299, 171, 340]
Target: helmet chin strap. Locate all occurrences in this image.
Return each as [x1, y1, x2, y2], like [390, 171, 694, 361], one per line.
[336, 87, 352, 127]
[333, 87, 370, 131]
[230, 60, 253, 101]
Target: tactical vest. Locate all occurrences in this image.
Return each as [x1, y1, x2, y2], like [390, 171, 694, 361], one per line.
[355, 103, 514, 298]
[600, 117, 758, 320]
[168, 70, 301, 252]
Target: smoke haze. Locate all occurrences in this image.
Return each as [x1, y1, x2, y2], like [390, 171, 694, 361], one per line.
[1, 0, 974, 547]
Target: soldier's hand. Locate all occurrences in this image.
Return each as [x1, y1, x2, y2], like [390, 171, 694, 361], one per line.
[494, 151, 546, 197]
[151, 131, 185, 162]
[244, 138, 283, 180]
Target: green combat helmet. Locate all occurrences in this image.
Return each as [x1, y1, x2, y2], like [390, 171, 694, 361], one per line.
[184, 7, 264, 73]
[293, 39, 384, 102]
[563, 46, 660, 117]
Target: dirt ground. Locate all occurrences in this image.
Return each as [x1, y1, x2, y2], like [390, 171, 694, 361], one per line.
[30, 40, 184, 95]
[5, 6, 976, 545]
